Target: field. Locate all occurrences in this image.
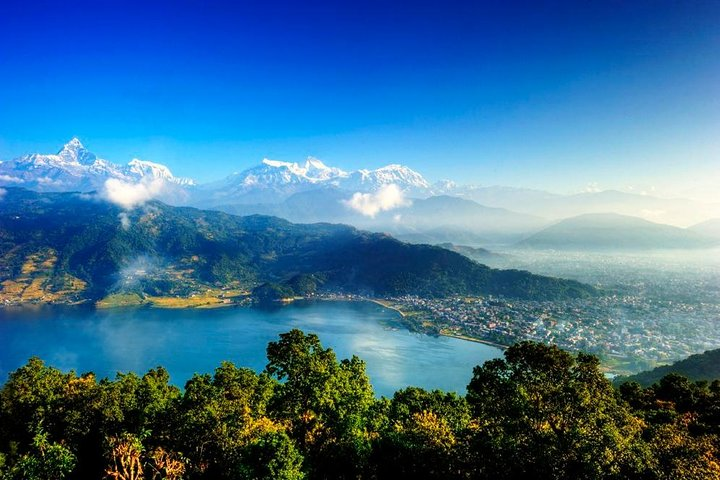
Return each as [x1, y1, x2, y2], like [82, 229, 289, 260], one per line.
[97, 289, 249, 309]
[0, 249, 87, 305]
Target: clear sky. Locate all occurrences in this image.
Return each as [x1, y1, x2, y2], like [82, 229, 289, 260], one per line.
[0, 0, 718, 199]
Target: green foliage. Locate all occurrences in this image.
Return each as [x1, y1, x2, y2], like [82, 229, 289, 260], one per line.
[0, 357, 69, 446]
[646, 421, 720, 479]
[371, 388, 470, 478]
[252, 282, 295, 304]
[170, 363, 278, 478]
[235, 431, 305, 480]
[2, 331, 720, 479]
[6, 432, 76, 480]
[286, 274, 323, 296]
[265, 329, 374, 479]
[466, 342, 649, 479]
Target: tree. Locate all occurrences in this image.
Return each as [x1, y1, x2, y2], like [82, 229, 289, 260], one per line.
[5, 334, 720, 479]
[105, 433, 144, 480]
[653, 374, 703, 414]
[0, 358, 69, 447]
[373, 409, 460, 479]
[253, 283, 295, 304]
[8, 431, 76, 480]
[370, 387, 470, 478]
[171, 362, 284, 478]
[465, 341, 649, 479]
[147, 447, 186, 480]
[235, 431, 305, 480]
[647, 417, 720, 479]
[265, 329, 375, 479]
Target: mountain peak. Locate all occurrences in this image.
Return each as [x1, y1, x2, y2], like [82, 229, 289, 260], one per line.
[262, 158, 296, 169]
[378, 163, 405, 170]
[57, 137, 96, 165]
[65, 137, 84, 148]
[349, 164, 431, 192]
[304, 156, 329, 170]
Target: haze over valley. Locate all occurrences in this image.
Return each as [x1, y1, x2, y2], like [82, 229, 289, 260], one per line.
[1, 1, 719, 477]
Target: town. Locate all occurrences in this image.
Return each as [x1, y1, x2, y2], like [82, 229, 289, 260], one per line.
[371, 293, 720, 375]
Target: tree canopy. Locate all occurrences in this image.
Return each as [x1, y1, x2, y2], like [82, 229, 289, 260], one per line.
[1, 330, 719, 479]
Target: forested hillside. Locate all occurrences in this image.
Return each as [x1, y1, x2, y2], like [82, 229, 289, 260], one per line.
[0, 188, 595, 304]
[617, 348, 720, 386]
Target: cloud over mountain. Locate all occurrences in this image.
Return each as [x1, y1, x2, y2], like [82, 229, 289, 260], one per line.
[103, 177, 166, 209]
[344, 184, 410, 217]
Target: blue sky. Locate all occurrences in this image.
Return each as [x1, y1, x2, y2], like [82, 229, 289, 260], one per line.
[0, 0, 718, 197]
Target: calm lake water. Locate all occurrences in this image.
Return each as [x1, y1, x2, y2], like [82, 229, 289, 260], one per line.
[0, 300, 503, 397]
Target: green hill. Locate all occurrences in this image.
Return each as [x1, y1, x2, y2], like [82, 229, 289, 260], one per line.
[617, 348, 720, 386]
[0, 188, 595, 305]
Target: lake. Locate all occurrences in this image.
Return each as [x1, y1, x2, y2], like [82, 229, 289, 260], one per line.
[0, 300, 503, 397]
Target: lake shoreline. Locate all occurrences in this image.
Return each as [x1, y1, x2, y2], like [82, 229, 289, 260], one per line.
[438, 332, 509, 350]
[3, 295, 511, 351]
[0, 300, 504, 397]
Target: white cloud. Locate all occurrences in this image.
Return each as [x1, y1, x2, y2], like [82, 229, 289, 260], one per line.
[0, 188, 6, 200]
[114, 255, 161, 290]
[36, 176, 65, 186]
[118, 212, 131, 230]
[343, 184, 411, 218]
[582, 182, 601, 193]
[0, 174, 23, 183]
[103, 177, 165, 209]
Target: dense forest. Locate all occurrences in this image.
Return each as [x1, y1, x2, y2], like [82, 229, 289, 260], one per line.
[0, 188, 594, 303]
[1, 330, 719, 479]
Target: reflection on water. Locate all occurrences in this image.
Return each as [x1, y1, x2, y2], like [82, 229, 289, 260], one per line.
[0, 300, 503, 397]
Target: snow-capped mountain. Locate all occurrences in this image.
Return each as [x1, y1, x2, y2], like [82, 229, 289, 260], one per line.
[0, 141, 432, 207]
[229, 157, 348, 189]
[341, 164, 431, 193]
[433, 179, 458, 192]
[303, 157, 348, 182]
[0, 138, 195, 192]
[202, 157, 432, 205]
[6, 140, 715, 228]
[57, 137, 97, 165]
[126, 158, 195, 186]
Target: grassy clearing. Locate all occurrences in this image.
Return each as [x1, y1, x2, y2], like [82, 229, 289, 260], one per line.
[96, 288, 249, 309]
[96, 293, 148, 308]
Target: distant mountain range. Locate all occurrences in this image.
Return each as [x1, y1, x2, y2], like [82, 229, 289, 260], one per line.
[438, 186, 720, 228]
[689, 218, 720, 239]
[519, 213, 719, 250]
[1, 139, 718, 248]
[215, 192, 548, 244]
[198, 158, 432, 205]
[0, 188, 596, 304]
